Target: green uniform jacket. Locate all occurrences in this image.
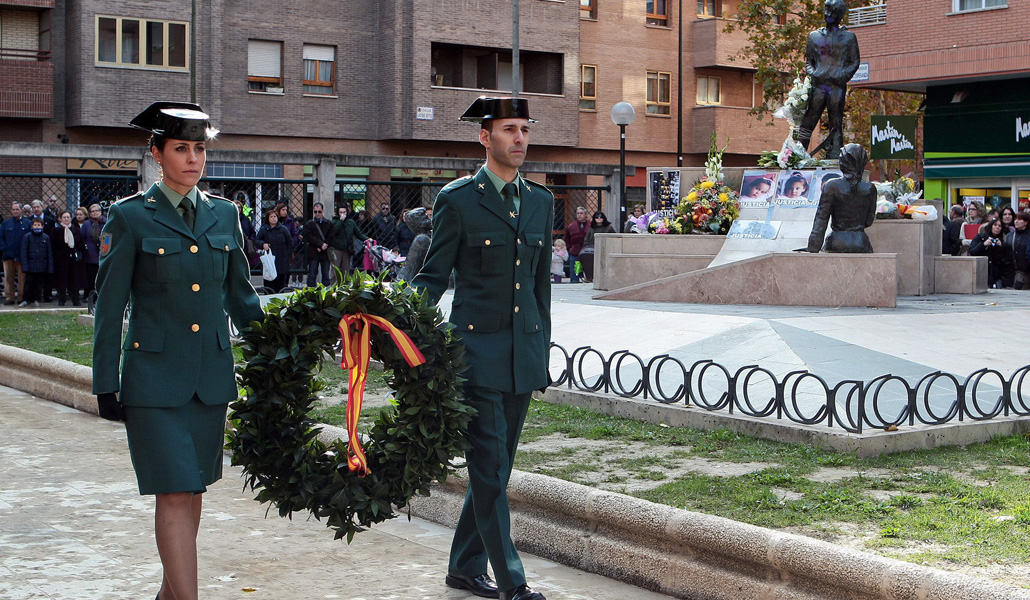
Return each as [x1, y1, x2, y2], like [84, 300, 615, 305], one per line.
[412, 168, 554, 394]
[91, 183, 263, 407]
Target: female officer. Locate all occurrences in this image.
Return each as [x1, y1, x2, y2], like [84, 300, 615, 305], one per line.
[92, 102, 264, 600]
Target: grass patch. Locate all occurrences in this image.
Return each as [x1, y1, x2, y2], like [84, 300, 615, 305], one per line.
[0, 312, 93, 366]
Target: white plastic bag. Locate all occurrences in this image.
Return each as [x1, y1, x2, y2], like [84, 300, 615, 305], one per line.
[259, 250, 277, 280]
[909, 205, 938, 222]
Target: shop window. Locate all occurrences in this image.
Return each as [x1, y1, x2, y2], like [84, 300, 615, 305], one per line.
[646, 0, 669, 25]
[580, 65, 597, 111]
[697, 76, 721, 105]
[697, 0, 719, 17]
[581, 0, 598, 19]
[96, 15, 188, 70]
[646, 70, 671, 115]
[303, 44, 335, 96]
[248, 40, 283, 94]
[954, 0, 1006, 11]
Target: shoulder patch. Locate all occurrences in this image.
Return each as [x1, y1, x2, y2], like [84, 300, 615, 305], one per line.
[99, 232, 113, 257]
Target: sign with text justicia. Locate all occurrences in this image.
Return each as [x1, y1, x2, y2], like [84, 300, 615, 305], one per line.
[870, 115, 917, 160]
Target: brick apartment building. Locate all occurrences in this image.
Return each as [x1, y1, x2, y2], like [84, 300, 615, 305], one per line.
[849, 0, 1030, 212]
[0, 0, 789, 215]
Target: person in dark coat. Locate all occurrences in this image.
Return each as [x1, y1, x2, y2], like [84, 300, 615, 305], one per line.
[371, 201, 399, 249]
[257, 208, 293, 292]
[942, 204, 964, 256]
[234, 199, 260, 269]
[563, 206, 589, 283]
[412, 96, 553, 600]
[329, 204, 365, 284]
[970, 218, 1013, 288]
[19, 218, 52, 306]
[80, 203, 106, 296]
[91, 102, 264, 600]
[396, 212, 416, 256]
[1008, 211, 1030, 289]
[303, 202, 333, 286]
[50, 210, 83, 306]
[276, 203, 300, 247]
[1, 201, 32, 304]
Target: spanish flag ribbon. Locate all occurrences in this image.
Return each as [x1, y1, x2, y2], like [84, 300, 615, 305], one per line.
[338, 313, 426, 475]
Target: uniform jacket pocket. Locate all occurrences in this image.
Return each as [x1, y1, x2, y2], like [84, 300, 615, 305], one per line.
[141, 238, 182, 282]
[467, 230, 506, 273]
[122, 326, 165, 352]
[206, 234, 236, 280]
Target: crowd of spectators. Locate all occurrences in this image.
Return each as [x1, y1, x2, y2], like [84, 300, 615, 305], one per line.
[947, 201, 1030, 289]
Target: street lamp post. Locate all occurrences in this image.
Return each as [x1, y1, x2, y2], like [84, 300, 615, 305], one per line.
[610, 102, 636, 217]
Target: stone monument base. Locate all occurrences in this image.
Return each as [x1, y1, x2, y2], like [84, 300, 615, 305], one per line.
[596, 252, 898, 308]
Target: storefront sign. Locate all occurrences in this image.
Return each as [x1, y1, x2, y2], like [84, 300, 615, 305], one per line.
[66, 159, 138, 171]
[870, 116, 916, 160]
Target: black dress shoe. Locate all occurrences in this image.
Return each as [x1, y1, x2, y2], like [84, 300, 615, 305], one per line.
[499, 584, 545, 600]
[445, 572, 499, 598]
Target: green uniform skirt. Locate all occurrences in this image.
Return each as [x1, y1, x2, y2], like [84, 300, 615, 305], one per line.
[123, 396, 227, 495]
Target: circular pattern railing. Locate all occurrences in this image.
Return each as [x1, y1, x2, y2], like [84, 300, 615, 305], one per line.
[547, 343, 1030, 433]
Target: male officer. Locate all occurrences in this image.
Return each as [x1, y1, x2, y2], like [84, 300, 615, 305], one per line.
[412, 96, 553, 600]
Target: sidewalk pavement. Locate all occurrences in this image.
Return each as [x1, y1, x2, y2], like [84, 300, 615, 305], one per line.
[0, 384, 674, 600]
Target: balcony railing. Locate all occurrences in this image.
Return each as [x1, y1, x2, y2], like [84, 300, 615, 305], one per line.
[0, 48, 51, 61]
[848, 3, 886, 27]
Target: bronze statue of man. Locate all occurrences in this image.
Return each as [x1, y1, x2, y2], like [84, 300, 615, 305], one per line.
[805, 144, 876, 253]
[798, 0, 860, 160]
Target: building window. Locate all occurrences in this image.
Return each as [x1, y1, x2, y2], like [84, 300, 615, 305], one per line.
[248, 40, 283, 93]
[96, 16, 188, 70]
[697, 76, 721, 105]
[303, 44, 335, 96]
[580, 0, 598, 19]
[954, 0, 1005, 11]
[697, 0, 719, 17]
[646, 0, 669, 25]
[430, 43, 564, 95]
[580, 65, 597, 111]
[646, 70, 671, 115]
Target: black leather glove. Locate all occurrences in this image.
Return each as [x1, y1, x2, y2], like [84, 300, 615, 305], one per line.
[97, 392, 125, 422]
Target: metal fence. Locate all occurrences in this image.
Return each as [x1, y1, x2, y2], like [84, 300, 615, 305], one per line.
[0, 173, 139, 214]
[550, 185, 607, 238]
[548, 343, 1030, 434]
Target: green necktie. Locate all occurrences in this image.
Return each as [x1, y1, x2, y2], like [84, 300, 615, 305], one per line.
[502, 183, 518, 221]
[179, 197, 195, 231]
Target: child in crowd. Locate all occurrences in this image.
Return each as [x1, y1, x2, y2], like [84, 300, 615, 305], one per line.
[551, 238, 569, 283]
[19, 218, 52, 307]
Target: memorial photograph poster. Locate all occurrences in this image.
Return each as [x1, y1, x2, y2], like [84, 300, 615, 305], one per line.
[739, 171, 779, 208]
[810, 169, 843, 205]
[775, 170, 816, 207]
[649, 170, 680, 216]
[727, 219, 781, 240]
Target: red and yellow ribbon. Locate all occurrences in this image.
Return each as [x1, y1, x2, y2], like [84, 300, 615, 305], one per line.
[338, 312, 426, 476]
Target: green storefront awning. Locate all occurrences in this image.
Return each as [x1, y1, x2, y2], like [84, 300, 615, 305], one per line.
[924, 161, 1030, 179]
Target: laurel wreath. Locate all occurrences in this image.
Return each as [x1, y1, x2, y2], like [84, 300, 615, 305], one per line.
[227, 273, 471, 542]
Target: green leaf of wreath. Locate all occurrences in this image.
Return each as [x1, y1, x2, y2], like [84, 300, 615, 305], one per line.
[227, 272, 471, 541]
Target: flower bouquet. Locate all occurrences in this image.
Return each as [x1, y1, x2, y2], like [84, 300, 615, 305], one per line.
[677, 179, 741, 235]
[772, 76, 811, 129]
[760, 75, 825, 169]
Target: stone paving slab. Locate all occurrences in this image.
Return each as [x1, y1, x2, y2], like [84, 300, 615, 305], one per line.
[0, 386, 673, 600]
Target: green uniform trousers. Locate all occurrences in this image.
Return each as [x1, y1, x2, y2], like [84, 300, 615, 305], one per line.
[448, 385, 532, 592]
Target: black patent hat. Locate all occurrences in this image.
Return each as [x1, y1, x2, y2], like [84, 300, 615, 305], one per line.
[459, 96, 536, 123]
[129, 101, 219, 141]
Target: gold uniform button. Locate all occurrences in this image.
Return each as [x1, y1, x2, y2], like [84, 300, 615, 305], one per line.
[224, 245, 230, 251]
[535, 325, 540, 330]
[191, 284, 200, 292]
[538, 240, 543, 246]
[132, 342, 140, 349]
[190, 245, 199, 254]
[517, 239, 522, 245]
[515, 259, 521, 266]
[191, 324, 200, 332]
[515, 283, 521, 290]
[467, 324, 474, 331]
[485, 240, 491, 246]
[157, 248, 165, 255]
[514, 306, 520, 313]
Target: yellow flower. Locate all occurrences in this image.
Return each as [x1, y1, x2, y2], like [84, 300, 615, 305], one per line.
[719, 193, 728, 203]
[686, 191, 697, 202]
[701, 181, 716, 189]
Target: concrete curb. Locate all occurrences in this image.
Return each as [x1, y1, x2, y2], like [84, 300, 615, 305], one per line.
[3, 343, 1028, 600]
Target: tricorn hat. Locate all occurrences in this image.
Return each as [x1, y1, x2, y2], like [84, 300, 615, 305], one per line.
[459, 96, 536, 123]
[129, 101, 219, 141]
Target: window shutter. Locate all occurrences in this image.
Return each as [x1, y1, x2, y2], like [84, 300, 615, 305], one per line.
[248, 40, 281, 78]
[303, 44, 335, 62]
